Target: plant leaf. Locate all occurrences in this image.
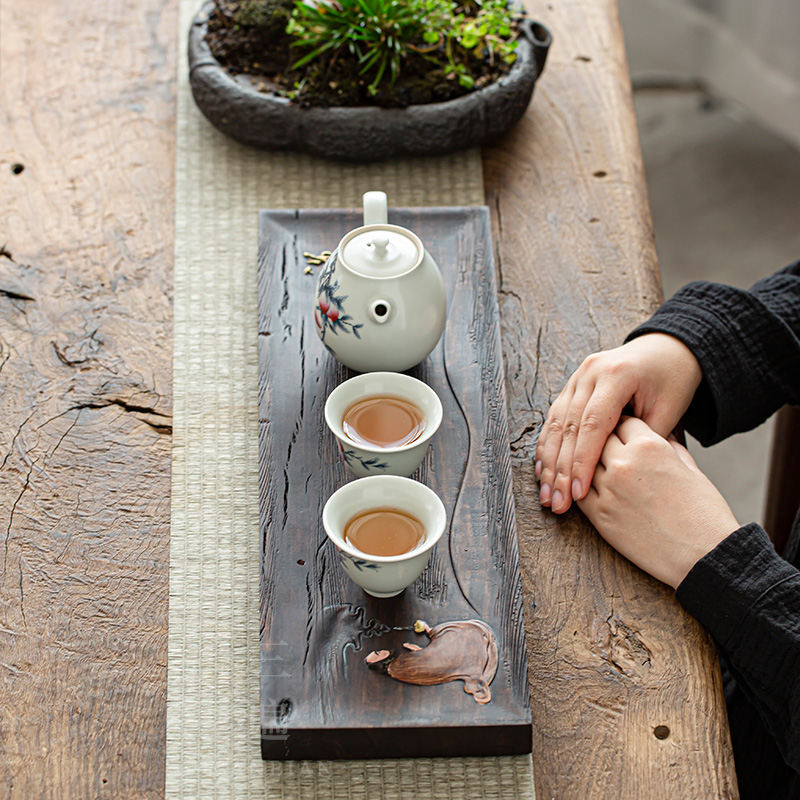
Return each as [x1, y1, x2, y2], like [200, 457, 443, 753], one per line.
[291, 40, 337, 70]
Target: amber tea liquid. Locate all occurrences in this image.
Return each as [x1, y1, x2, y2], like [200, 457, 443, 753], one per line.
[344, 507, 426, 557]
[342, 394, 425, 448]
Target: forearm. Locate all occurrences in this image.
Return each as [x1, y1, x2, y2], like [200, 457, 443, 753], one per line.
[677, 524, 800, 771]
[626, 261, 800, 445]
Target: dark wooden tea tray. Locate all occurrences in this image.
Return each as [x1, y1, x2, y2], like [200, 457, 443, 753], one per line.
[258, 207, 531, 760]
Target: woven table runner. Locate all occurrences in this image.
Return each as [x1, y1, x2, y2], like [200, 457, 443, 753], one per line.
[166, 1, 536, 797]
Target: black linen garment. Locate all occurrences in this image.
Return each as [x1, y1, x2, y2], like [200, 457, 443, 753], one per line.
[626, 260, 800, 799]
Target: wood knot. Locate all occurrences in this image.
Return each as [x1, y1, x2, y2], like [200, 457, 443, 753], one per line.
[654, 725, 670, 740]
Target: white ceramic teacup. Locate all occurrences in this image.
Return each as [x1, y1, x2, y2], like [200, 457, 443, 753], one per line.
[322, 475, 446, 598]
[324, 372, 442, 478]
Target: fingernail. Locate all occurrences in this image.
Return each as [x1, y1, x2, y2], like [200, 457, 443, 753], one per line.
[572, 478, 582, 500]
[552, 489, 563, 511]
[535, 459, 542, 478]
[540, 483, 551, 505]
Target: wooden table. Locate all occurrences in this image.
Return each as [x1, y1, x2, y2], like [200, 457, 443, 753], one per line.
[0, 0, 738, 797]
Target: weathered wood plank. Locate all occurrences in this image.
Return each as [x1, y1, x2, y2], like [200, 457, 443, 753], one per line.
[0, 0, 176, 796]
[258, 208, 530, 759]
[483, 0, 739, 797]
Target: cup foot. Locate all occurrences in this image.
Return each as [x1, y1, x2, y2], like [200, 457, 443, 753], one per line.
[363, 588, 405, 598]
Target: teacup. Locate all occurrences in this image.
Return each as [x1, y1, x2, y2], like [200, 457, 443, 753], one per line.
[324, 372, 442, 478]
[322, 475, 447, 597]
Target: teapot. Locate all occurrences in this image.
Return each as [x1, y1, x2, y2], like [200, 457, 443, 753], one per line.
[313, 191, 447, 373]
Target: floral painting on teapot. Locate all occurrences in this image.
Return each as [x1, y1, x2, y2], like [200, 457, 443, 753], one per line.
[313, 252, 364, 349]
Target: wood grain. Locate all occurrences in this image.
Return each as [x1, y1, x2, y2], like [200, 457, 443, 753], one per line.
[257, 208, 530, 760]
[0, 0, 176, 797]
[1, 0, 742, 792]
[483, 0, 739, 797]
[764, 405, 800, 554]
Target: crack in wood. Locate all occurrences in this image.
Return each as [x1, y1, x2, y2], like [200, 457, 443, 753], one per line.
[0, 248, 35, 301]
[1, 410, 36, 471]
[282, 467, 290, 531]
[604, 610, 653, 675]
[493, 195, 504, 291]
[303, 571, 313, 668]
[499, 288, 523, 304]
[280, 246, 290, 316]
[56, 485, 83, 563]
[533, 324, 543, 393]
[44, 412, 81, 472]
[68, 400, 172, 434]
[3, 459, 37, 579]
[52, 329, 102, 366]
[509, 423, 537, 450]
[0, 287, 35, 302]
[18, 559, 26, 630]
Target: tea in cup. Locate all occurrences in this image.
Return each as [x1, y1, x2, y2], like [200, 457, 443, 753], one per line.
[324, 372, 442, 478]
[322, 475, 446, 597]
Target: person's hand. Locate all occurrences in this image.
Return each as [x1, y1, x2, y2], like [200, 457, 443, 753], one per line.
[536, 333, 703, 514]
[577, 416, 739, 589]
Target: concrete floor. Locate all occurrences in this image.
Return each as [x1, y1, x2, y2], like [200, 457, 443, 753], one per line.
[631, 85, 800, 525]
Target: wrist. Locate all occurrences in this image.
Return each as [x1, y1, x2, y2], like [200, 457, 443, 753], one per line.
[641, 332, 703, 393]
[669, 514, 740, 590]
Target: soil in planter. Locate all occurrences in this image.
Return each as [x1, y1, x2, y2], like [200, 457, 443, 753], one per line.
[205, 0, 516, 108]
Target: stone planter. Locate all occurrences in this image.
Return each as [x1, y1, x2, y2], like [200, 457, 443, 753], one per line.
[188, 2, 552, 162]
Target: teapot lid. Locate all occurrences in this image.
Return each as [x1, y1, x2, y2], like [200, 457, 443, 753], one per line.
[340, 225, 421, 278]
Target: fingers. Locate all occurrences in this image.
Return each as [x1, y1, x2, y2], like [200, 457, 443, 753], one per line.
[597, 416, 697, 491]
[576, 484, 599, 519]
[537, 376, 602, 512]
[535, 378, 578, 508]
[596, 430, 624, 469]
[616, 416, 697, 472]
[536, 335, 704, 514]
[597, 416, 671, 474]
[575, 461, 605, 520]
[569, 384, 633, 499]
[613, 415, 654, 444]
[537, 378, 633, 514]
[669, 438, 702, 474]
[548, 382, 596, 512]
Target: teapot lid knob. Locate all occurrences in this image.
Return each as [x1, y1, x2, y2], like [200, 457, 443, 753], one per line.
[341, 226, 421, 278]
[371, 236, 390, 258]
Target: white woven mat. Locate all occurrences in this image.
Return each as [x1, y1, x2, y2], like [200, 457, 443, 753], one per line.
[167, 2, 536, 797]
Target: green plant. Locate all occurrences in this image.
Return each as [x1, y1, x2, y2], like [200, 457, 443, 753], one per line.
[286, 0, 519, 95]
[287, 0, 428, 95]
[418, 0, 519, 88]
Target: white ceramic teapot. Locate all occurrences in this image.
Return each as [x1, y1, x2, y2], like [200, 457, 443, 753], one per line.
[313, 192, 447, 373]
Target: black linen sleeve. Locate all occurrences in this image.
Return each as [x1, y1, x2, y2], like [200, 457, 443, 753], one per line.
[677, 523, 800, 773]
[625, 260, 800, 445]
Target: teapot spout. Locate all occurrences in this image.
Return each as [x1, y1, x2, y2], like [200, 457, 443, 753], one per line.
[363, 191, 388, 226]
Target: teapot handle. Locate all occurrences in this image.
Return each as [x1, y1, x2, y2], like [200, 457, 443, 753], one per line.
[363, 191, 388, 226]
